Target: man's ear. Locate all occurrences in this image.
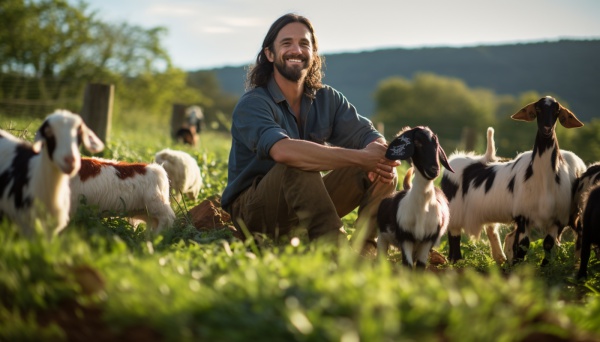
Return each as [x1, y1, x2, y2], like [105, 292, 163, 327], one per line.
[264, 47, 274, 62]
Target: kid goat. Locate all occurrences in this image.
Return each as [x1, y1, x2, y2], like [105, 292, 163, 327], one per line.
[0, 110, 104, 236]
[377, 126, 454, 268]
[70, 157, 176, 233]
[441, 96, 584, 265]
[154, 148, 202, 202]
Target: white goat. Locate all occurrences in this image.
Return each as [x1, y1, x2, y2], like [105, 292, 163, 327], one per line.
[441, 96, 584, 265]
[376, 126, 454, 268]
[154, 148, 202, 202]
[0, 110, 104, 236]
[69, 157, 176, 233]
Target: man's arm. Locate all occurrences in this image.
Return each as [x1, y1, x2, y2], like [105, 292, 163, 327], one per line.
[269, 137, 398, 183]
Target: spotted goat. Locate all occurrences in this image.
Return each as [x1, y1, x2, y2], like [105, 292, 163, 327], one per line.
[441, 96, 584, 265]
[0, 110, 104, 236]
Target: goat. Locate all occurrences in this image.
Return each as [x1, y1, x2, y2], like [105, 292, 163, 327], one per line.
[442, 96, 583, 266]
[69, 157, 176, 233]
[454, 127, 585, 265]
[376, 126, 454, 268]
[577, 183, 600, 279]
[154, 148, 202, 202]
[175, 127, 197, 146]
[569, 162, 600, 260]
[0, 109, 104, 236]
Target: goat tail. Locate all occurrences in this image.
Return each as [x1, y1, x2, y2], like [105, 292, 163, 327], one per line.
[403, 167, 413, 190]
[484, 127, 497, 162]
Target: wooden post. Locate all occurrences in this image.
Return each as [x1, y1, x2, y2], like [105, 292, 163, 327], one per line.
[461, 126, 476, 151]
[81, 83, 114, 144]
[171, 103, 187, 138]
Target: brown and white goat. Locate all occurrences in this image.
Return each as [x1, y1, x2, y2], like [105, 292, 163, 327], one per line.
[69, 157, 176, 233]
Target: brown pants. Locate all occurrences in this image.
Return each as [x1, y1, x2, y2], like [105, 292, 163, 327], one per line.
[228, 164, 397, 242]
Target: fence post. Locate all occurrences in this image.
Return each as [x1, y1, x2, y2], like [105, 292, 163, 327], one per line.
[171, 103, 187, 138]
[81, 83, 114, 144]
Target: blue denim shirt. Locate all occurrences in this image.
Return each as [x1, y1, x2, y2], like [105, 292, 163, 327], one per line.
[221, 76, 383, 210]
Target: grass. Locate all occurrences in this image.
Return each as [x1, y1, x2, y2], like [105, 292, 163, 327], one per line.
[1, 114, 600, 341]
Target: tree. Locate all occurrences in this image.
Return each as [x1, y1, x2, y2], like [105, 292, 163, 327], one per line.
[372, 73, 495, 152]
[0, 0, 208, 123]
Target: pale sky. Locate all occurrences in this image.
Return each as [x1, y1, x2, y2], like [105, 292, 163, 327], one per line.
[75, 0, 600, 71]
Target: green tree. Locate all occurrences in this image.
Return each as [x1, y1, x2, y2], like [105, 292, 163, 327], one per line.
[0, 0, 212, 126]
[372, 73, 495, 152]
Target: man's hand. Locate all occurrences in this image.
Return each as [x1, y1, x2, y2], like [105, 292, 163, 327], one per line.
[363, 139, 400, 184]
[368, 159, 400, 184]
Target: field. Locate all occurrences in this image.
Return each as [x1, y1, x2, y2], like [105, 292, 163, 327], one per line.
[1, 115, 600, 342]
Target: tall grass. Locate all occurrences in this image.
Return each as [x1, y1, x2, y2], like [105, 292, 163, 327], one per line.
[0, 114, 599, 341]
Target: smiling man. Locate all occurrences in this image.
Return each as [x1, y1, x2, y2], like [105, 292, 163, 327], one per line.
[221, 13, 399, 248]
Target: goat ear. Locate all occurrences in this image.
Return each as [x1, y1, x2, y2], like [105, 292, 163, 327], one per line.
[438, 145, 454, 173]
[33, 121, 51, 153]
[32, 140, 43, 153]
[80, 123, 105, 154]
[385, 130, 414, 160]
[511, 102, 537, 122]
[558, 104, 584, 128]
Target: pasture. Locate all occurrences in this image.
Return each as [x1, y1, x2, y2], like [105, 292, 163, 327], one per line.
[1, 115, 600, 341]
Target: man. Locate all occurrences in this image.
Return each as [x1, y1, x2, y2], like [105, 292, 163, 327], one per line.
[221, 13, 399, 247]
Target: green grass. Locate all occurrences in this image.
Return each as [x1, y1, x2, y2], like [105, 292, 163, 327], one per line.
[1, 115, 600, 341]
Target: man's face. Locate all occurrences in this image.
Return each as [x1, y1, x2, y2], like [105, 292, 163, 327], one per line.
[266, 22, 314, 82]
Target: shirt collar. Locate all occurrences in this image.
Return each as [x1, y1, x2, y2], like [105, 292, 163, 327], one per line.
[267, 76, 286, 104]
[266, 76, 317, 104]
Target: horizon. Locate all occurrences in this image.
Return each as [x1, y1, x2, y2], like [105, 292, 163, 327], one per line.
[73, 0, 600, 70]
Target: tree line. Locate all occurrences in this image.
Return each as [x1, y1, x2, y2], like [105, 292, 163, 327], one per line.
[372, 73, 600, 164]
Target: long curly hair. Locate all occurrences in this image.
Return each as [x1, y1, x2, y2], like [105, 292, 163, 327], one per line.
[246, 13, 324, 95]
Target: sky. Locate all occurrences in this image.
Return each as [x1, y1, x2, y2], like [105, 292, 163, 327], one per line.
[75, 0, 600, 71]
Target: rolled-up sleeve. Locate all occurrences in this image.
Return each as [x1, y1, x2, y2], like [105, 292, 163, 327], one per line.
[233, 93, 289, 160]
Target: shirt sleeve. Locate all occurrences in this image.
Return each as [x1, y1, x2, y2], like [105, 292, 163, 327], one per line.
[326, 87, 384, 149]
[231, 93, 289, 160]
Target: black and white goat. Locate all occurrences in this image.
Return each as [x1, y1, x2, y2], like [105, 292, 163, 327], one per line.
[445, 126, 585, 265]
[376, 126, 454, 268]
[569, 162, 600, 260]
[577, 183, 600, 279]
[441, 96, 584, 265]
[0, 110, 104, 236]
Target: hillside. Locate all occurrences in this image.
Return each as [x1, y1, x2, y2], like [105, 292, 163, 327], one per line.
[195, 40, 599, 122]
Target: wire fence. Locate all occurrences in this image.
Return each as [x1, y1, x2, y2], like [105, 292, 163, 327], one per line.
[0, 74, 85, 119]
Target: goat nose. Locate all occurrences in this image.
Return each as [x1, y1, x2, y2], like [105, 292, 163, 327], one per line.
[63, 156, 76, 173]
[64, 155, 75, 166]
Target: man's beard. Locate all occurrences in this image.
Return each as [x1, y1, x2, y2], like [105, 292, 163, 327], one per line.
[274, 56, 309, 82]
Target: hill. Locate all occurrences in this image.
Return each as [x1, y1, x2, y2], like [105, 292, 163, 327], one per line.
[194, 40, 600, 122]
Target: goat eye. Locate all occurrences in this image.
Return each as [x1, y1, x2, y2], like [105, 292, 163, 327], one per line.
[43, 125, 53, 138]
